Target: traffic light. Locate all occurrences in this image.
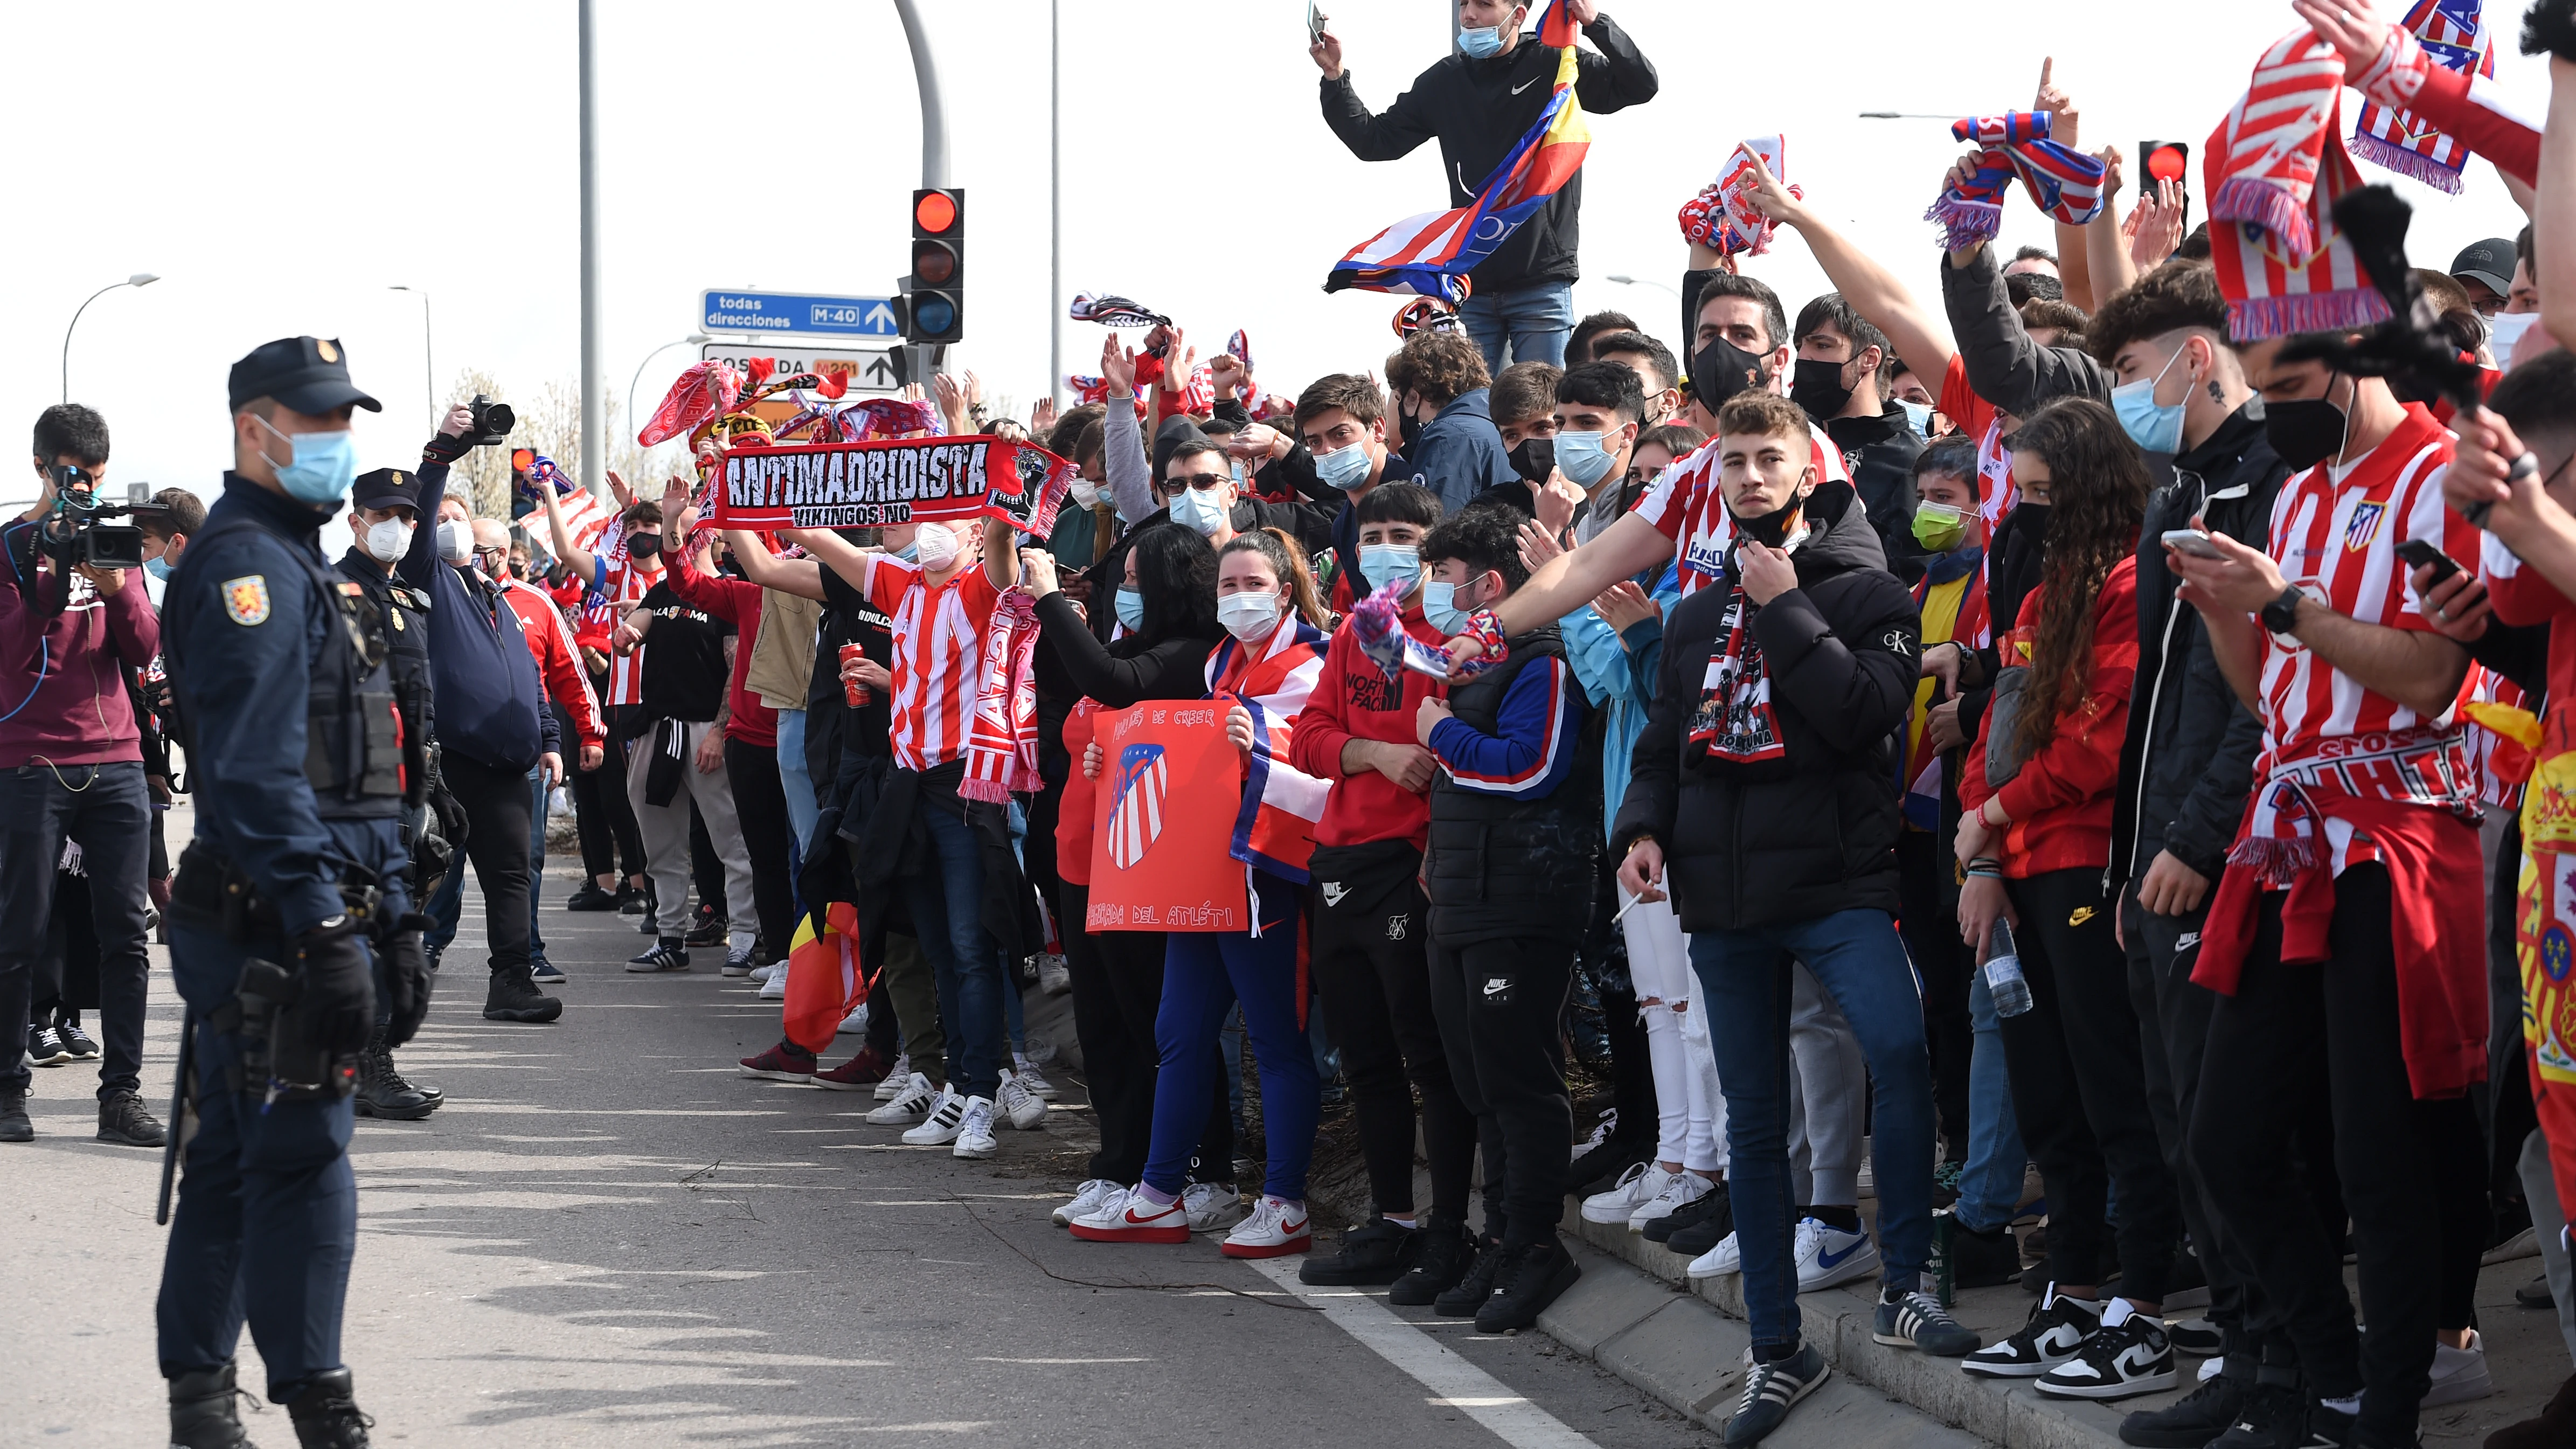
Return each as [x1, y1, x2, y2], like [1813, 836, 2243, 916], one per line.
[2139, 141, 2191, 228]
[900, 186, 964, 345]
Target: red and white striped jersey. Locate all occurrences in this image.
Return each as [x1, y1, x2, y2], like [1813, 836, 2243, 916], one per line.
[2256, 404, 2476, 768]
[865, 554, 1003, 773]
[1628, 421, 1853, 597]
[593, 549, 663, 707]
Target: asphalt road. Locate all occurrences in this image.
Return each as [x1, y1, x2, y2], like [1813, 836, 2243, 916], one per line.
[7, 811, 1714, 1448]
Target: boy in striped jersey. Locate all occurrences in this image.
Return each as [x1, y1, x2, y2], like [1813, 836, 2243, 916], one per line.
[2165, 335, 2484, 1449]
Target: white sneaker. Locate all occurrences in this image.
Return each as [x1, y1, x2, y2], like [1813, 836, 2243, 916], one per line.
[747, 963, 774, 984]
[1220, 1196, 1312, 1258]
[1580, 1162, 1674, 1225]
[867, 1073, 939, 1126]
[873, 1054, 912, 1100]
[1580, 1107, 1619, 1151]
[836, 1002, 867, 1035]
[950, 1097, 998, 1159]
[2423, 1328, 2494, 1407]
[995, 1072, 1048, 1131]
[1014, 1053, 1060, 1100]
[1688, 1231, 1742, 1280]
[1068, 1185, 1190, 1243]
[758, 963, 787, 1001]
[1182, 1181, 1242, 1233]
[1794, 1217, 1881, 1292]
[1036, 953, 1071, 996]
[901, 1086, 968, 1145]
[1629, 1169, 1713, 1232]
[1053, 1179, 1123, 1227]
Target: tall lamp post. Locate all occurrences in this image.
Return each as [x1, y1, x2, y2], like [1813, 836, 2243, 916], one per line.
[627, 334, 712, 440]
[390, 286, 435, 427]
[62, 273, 159, 403]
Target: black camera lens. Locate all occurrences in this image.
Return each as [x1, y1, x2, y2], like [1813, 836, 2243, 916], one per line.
[480, 401, 516, 436]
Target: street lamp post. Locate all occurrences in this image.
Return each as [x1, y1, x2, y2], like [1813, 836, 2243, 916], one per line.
[390, 286, 434, 427]
[627, 334, 712, 442]
[61, 273, 159, 404]
[1605, 274, 1681, 298]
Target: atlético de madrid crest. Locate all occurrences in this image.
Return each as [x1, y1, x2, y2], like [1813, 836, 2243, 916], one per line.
[1106, 744, 1169, 869]
[2343, 502, 2386, 553]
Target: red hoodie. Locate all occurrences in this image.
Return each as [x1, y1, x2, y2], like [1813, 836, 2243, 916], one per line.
[499, 578, 606, 750]
[1962, 558, 2138, 878]
[0, 533, 159, 769]
[662, 545, 779, 748]
[1289, 600, 1448, 851]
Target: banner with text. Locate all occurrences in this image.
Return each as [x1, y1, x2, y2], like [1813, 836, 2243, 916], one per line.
[712, 435, 1075, 536]
[1085, 701, 1249, 933]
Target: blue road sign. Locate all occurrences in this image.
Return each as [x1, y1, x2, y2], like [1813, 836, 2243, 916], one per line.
[702, 289, 901, 339]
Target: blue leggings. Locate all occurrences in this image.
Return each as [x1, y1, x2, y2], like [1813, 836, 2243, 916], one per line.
[1143, 871, 1318, 1201]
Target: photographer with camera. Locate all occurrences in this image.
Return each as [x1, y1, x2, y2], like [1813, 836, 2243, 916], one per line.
[154, 338, 432, 1449]
[0, 404, 165, 1149]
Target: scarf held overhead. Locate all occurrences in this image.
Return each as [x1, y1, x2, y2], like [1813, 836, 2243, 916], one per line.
[1924, 111, 2108, 251]
[2206, 29, 2398, 340]
[2350, 0, 2494, 192]
[1680, 136, 1794, 260]
[710, 436, 1075, 539]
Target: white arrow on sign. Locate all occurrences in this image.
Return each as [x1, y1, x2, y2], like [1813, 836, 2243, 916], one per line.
[864, 301, 898, 331]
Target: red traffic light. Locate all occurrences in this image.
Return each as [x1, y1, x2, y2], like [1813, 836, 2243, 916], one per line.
[914, 190, 959, 234]
[511, 448, 534, 473]
[2144, 143, 2188, 183]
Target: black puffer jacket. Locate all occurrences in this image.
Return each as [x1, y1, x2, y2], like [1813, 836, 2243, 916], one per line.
[1612, 483, 1920, 931]
[1427, 627, 1599, 944]
[1322, 14, 1658, 293]
[2109, 406, 2287, 885]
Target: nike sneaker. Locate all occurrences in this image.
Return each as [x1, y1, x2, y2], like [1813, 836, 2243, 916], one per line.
[1070, 1186, 1191, 1244]
[1793, 1217, 1880, 1291]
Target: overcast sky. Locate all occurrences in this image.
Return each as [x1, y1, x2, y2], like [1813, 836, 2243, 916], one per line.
[0, 0, 2544, 529]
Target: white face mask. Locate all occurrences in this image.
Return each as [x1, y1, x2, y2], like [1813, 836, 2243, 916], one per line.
[913, 522, 961, 572]
[436, 517, 474, 565]
[1070, 478, 1101, 508]
[363, 517, 414, 564]
[1217, 588, 1285, 643]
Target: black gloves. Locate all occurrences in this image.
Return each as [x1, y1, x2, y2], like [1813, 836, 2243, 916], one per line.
[420, 432, 472, 465]
[381, 918, 435, 1049]
[291, 914, 377, 1055]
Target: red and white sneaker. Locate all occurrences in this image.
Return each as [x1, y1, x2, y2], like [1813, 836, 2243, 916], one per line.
[1068, 1186, 1191, 1244]
[1220, 1196, 1313, 1259]
[738, 1042, 817, 1083]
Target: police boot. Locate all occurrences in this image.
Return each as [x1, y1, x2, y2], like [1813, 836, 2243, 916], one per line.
[483, 963, 563, 1024]
[284, 1368, 372, 1449]
[169, 1361, 259, 1449]
[352, 1034, 437, 1121]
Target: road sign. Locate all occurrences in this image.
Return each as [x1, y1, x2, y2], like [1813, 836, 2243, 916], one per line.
[702, 289, 901, 339]
[700, 343, 900, 396]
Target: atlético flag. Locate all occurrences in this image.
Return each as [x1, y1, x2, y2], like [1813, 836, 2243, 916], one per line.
[1325, 0, 1590, 302]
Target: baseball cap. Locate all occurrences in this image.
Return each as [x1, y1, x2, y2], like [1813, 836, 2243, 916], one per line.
[2449, 238, 2516, 297]
[350, 468, 420, 512]
[227, 336, 383, 417]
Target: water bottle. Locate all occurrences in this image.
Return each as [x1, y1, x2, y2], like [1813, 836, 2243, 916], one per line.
[1983, 918, 2035, 1017]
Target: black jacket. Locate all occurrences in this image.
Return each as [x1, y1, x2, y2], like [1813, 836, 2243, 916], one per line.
[1940, 242, 2113, 417]
[1824, 406, 1927, 586]
[1322, 14, 1658, 293]
[2110, 407, 2288, 885]
[1613, 483, 1920, 931]
[1426, 627, 1597, 942]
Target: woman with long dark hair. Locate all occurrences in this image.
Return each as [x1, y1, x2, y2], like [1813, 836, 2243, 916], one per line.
[1954, 398, 2186, 1401]
[1019, 524, 1233, 1232]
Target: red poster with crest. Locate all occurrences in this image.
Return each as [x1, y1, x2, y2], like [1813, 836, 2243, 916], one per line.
[1085, 701, 1248, 933]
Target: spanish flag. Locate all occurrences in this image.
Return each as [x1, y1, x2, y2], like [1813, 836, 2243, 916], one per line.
[1325, 0, 1589, 302]
[781, 902, 867, 1056]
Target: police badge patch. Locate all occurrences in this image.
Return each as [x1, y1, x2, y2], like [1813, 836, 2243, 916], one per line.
[222, 576, 271, 626]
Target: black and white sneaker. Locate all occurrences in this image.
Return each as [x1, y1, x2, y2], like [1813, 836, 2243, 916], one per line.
[2203, 1379, 2308, 1448]
[626, 938, 690, 973]
[1725, 1342, 1830, 1447]
[2036, 1307, 2179, 1400]
[530, 958, 566, 985]
[26, 1025, 69, 1067]
[55, 1018, 100, 1060]
[1874, 1289, 1982, 1356]
[1962, 1289, 2103, 1378]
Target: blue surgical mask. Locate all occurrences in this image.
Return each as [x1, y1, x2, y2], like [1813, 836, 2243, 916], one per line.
[254, 415, 358, 505]
[1170, 483, 1227, 537]
[1358, 543, 1420, 595]
[2112, 345, 2189, 455]
[1555, 429, 1620, 489]
[1422, 578, 1481, 634]
[1899, 400, 1934, 436]
[1312, 441, 1373, 491]
[894, 542, 920, 563]
[145, 556, 173, 581]
[1114, 586, 1145, 632]
[1457, 24, 1505, 58]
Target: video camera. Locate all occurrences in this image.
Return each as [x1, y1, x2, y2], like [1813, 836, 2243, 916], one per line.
[37, 468, 159, 572]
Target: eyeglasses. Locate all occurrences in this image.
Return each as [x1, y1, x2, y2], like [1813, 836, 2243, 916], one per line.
[1162, 473, 1229, 494]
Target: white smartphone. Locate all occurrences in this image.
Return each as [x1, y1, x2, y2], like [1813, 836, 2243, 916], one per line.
[1307, 1, 1326, 43]
[2160, 528, 2225, 559]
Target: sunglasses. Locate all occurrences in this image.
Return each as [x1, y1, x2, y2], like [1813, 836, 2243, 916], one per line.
[1161, 472, 1229, 494]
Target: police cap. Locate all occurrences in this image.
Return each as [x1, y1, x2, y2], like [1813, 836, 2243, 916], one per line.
[227, 336, 383, 418]
[351, 468, 420, 512]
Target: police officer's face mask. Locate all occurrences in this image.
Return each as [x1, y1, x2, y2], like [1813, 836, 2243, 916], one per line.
[363, 517, 414, 564]
[251, 413, 358, 505]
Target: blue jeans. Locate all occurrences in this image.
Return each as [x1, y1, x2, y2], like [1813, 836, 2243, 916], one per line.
[776, 708, 818, 852]
[527, 766, 550, 965]
[1955, 969, 2028, 1234]
[1145, 872, 1318, 1201]
[906, 786, 1006, 1100]
[1693, 908, 1936, 1352]
[1458, 280, 1574, 374]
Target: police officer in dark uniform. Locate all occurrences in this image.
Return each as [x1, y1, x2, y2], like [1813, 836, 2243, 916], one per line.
[335, 468, 442, 1121]
[157, 337, 432, 1449]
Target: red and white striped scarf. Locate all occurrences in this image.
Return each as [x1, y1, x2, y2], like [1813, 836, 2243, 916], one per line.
[2350, 0, 2493, 193]
[2206, 29, 2398, 340]
[1679, 136, 1794, 260]
[1924, 112, 2107, 250]
[959, 588, 1041, 803]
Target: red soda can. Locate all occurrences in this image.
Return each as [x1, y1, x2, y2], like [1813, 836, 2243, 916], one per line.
[841, 643, 870, 705]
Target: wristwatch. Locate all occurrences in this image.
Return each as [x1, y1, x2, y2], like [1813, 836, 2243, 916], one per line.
[2259, 584, 2305, 637]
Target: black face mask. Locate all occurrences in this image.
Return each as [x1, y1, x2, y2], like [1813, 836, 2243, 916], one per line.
[1728, 494, 1807, 550]
[1398, 402, 1425, 453]
[2258, 392, 2351, 473]
[627, 532, 662, 560]
[1789, 357, 1855, 420]
[1691, 337, 1773, 413]
[1508, 436, 1555, 485]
